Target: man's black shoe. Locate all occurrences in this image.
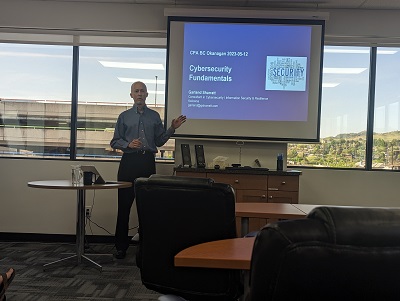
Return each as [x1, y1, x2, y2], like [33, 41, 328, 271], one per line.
[114, 250, 126, 259]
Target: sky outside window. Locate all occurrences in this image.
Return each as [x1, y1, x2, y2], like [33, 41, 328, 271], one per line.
[78, 46, 166, 105]
[0, 43, 72, 101]
[76, 46, 170, 160]
[0, 43, 72, 158]
[320, 46, 370, 138]
[374, 47, 400, 133]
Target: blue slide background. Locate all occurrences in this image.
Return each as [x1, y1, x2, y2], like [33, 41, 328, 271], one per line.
[181, 22, 312, 121]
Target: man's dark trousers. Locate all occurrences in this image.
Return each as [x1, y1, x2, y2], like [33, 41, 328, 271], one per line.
[115, 151, 155, 252]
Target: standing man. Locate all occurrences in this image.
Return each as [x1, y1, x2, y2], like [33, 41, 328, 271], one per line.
[110, 81, 186, 259]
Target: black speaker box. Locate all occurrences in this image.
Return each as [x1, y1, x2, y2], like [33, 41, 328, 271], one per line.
[195, 144, 206, 168]
[181, 144, 192, 167]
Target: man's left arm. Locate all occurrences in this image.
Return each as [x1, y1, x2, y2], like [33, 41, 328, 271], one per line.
[154, 115, 186, 147]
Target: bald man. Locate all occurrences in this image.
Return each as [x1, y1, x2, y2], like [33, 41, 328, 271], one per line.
[110, 81, 186, 259]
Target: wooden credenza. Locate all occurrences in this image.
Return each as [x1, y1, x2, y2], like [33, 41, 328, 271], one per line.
[175, 167, 302, 233]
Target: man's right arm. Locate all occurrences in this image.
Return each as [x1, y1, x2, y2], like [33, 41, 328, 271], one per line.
[110, 115, 130, 151]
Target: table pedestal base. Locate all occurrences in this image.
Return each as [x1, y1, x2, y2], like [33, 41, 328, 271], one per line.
[43, 253, 113, 271]
[27, 180, 132, 273]
[43, 190, 113, 272]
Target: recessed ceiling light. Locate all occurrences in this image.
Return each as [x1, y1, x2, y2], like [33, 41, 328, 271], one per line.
[324, 48, 397, 55]
[323, 68, 367, 74]
[99, 61, 164, 70]
[322, 83, 340, 88]
[118, 77, 166, 84]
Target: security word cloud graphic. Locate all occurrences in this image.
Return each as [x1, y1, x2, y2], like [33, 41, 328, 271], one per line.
[266, 56, 307, 91]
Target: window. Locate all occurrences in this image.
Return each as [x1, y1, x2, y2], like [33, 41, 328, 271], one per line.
[373, 47, 400, 169]
[288, 46, 370, 168]
[0, 43, 73, 158]
[1, 39, 399, 171]
[76, 46, 172, 160]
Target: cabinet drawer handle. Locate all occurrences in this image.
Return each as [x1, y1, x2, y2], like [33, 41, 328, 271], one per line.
[261, 195, 266, 198]
[281, 181, 286, 185]
[234, 180, 239, 183]
[269, 196, 273, 199]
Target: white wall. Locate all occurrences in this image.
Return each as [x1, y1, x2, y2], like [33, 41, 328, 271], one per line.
[0, 158, 175, 236]
[2, 158, 400, 236]
[3, 1, 400, 40]
[0, 1, 166, 33]
[1, 1, 400, 236]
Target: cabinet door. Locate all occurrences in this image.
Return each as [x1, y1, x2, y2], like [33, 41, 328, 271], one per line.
[235, 190, 268, 235]
[267, 190, 298, 203]
[205, 173, 237, 186]
[267, 175, 299, 203]
[236, 189, 268, 203]
[175, 171, 207, 178]
[268, 175, 299, 191]
[210, 174, 267, 190]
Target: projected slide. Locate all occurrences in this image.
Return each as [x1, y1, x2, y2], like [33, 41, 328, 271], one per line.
[181, 22, 312, 121]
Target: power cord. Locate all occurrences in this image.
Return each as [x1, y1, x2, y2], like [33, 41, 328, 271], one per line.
[84, 190, 115, 253]
[84, 190, 139, 253]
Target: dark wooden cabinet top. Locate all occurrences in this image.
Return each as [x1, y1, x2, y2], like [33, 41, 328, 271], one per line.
[174, 167, 302, 176]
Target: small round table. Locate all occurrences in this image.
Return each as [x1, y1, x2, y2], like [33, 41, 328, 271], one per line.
[27, 180, 132, 271]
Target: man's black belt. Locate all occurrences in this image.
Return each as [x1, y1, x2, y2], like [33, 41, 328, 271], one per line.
[130, 150, 149, 155]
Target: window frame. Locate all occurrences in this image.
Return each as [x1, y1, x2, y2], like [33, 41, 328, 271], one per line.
[1, 31, 400, 171]
[0, 32, 172, 163]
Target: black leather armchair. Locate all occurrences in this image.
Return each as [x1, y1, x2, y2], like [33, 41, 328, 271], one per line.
[134, 175, 243, 301]
[248, 206, 400, 301]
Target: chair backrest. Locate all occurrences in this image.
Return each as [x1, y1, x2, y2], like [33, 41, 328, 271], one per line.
[134, 175, 242, 301]
[248, 206, 400, 301]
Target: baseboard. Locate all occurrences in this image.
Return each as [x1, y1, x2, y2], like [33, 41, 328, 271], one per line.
[0, 232, 116, 244]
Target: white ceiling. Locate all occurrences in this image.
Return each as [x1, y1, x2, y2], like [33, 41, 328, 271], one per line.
[33, 0, 400, 10]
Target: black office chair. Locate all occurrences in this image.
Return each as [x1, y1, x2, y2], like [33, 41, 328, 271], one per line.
[247, 206, 400, 301]
[134, 175, 243, 301]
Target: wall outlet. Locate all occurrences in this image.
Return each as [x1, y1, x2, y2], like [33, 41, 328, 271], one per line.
[85, 207, 91, 218]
